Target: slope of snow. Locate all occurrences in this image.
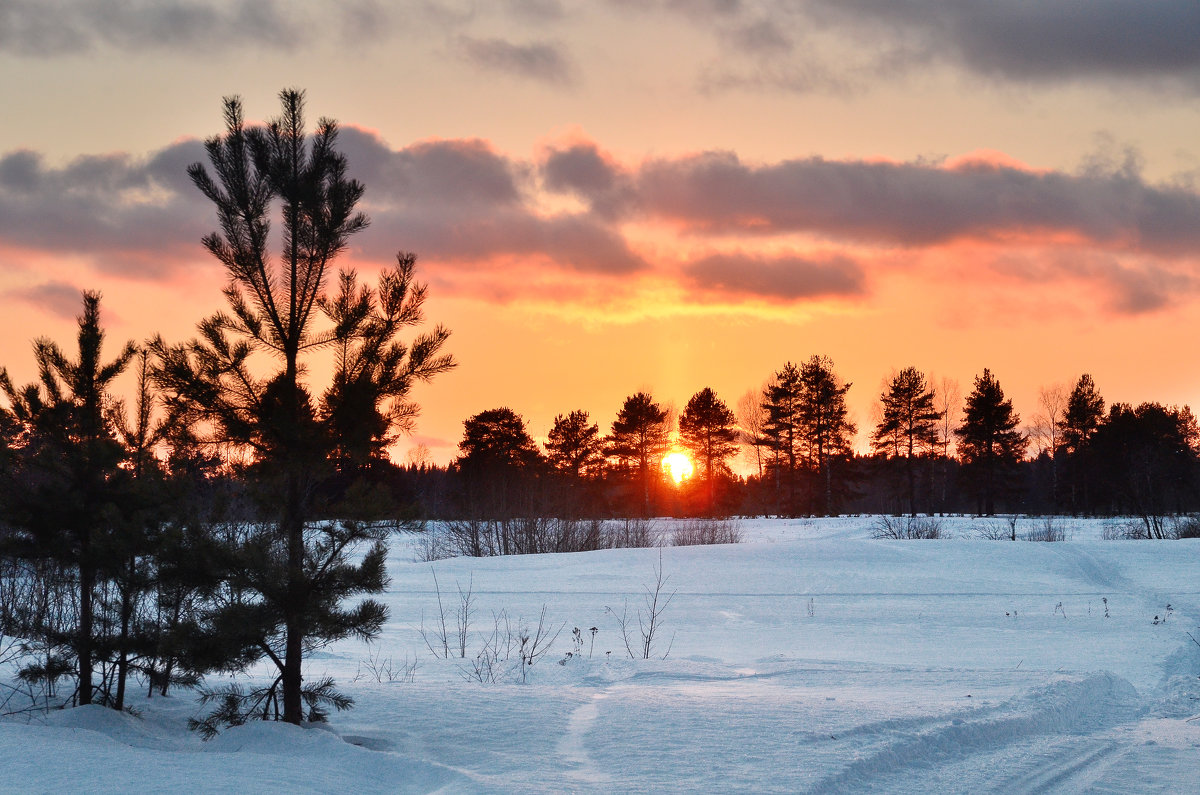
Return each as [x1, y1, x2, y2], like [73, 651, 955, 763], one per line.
[3, 516, 1199, 793]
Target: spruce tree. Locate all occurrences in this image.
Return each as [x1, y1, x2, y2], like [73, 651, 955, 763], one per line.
[151, 90, 453, 726]
[955, 369, 1027, 517]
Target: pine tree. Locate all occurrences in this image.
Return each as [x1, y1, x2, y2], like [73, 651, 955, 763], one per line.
[1058, 373, 1105, 513]
[606, 392, 670, 517]
[760, 363, 803, 515]
[151, 90, 453, 726]
[678, 387, 739, 514]
[455, 407, 544, 521]
[545, 410, 604, 479]
[872, 367, 941, 516]
[798, 355, 856, 516]
[955, 369, 1027, 516]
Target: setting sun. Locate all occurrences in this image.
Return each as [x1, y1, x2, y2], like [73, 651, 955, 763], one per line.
[661, 451, 694, 485]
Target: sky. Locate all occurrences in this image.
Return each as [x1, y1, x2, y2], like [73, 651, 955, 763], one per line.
[2, 0, 1200, 468]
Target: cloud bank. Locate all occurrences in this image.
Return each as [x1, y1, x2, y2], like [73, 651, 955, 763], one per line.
[1, 127, 1198, 316]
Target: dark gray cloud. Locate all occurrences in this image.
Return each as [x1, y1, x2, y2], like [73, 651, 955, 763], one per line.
[808, 0, 1200, 84]
[0, 0, 404, 56]
[0, 141, 211, 278]
[4, 280, 88, 319]
[366, 206, 645, 275]
[341, 128, 643, 274]
[341, 129, 525, 208]
[684, 252, 866, 300]
[540, 141, 633, 219]
[616, 0, 1200, 91]
[0, 128, 646, 281]
[629, 151, 1200, 256]
[455, 36, 577, 86]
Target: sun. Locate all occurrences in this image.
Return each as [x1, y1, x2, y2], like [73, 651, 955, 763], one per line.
[661, 451, 694, 485]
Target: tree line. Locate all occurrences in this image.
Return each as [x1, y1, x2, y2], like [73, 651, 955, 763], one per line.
[416, 365, 1200, 528]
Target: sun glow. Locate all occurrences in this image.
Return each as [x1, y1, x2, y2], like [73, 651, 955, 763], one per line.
[661, 451, 694, 485]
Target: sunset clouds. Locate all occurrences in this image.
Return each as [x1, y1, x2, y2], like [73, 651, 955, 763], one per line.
[1, 125, 1196, 322]
[2, 0, 1199, 462]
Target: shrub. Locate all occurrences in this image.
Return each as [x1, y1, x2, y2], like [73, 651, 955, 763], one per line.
[670, 518, 743, 546]
[871, 515, 943, 540]
[1024, 516, 1066, 542]
[418, 517, 661, 560]
[1171, 516, 1200, 539]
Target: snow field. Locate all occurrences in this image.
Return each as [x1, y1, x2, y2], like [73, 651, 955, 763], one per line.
[3, 516, 1200, 793]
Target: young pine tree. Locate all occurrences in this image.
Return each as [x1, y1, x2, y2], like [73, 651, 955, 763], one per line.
[0, 292, 137, 708]
[152, 90, 453, 726]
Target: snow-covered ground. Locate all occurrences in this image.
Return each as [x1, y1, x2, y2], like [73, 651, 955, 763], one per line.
[3, 516, 1200, 793]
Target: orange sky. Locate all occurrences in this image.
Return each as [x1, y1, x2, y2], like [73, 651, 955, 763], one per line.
[2, 2, 1199, 469]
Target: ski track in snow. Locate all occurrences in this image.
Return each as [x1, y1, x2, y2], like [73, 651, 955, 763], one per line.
[556, 692, 610, 785]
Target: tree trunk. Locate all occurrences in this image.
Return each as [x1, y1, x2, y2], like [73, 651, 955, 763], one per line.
[78, 558, 94, 706]
[114, 567, 133, 711]
[281, 472, 306, 725]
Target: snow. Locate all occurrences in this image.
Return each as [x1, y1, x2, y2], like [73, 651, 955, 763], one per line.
[3, 516, 1200, 793]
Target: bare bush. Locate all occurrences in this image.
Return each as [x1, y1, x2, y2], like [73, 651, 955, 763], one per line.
[354, 647, 418, 684]
[1103, 518, 1174, 540]
[0, 558, 78, 714]
[1101, 521, 1137, 540]
[871, 515, 943, 540]
[609, 518, 660, 549]
[419, 569, 474, 659]
[607, 552, 676, 659]
[975, 520, 1012, 541]
[670, 519, 743, 546]
[1024, 516, 1066, 542]
[458, 606, 563, 684]
[419, 517, 660, 560]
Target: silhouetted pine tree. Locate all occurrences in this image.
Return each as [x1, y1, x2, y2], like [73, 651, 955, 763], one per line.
[606, 392, 670, 517]
[798, 356, 856, 516]
[761, 363, 803, 515]
[1058, 373, 1105, 514]
[151, 90, 453, 726]
[872, 367, 941, 516]
[678, 387, 739, 514]
[455, 407, 544, 520]
[545, 410, 604, 480]
[956, 369, 1027, 517]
